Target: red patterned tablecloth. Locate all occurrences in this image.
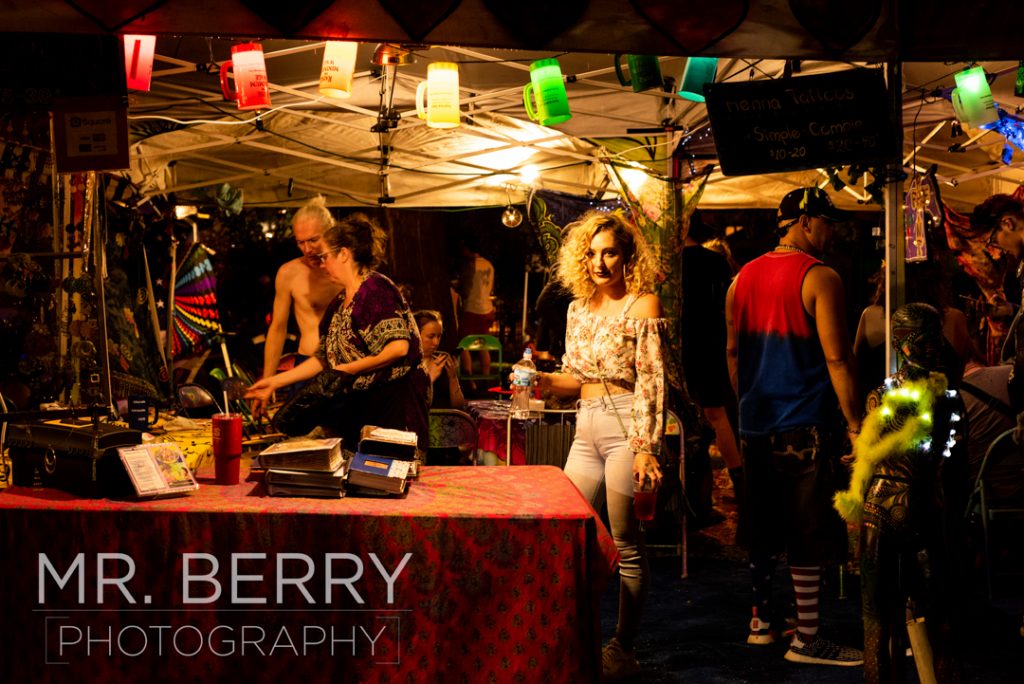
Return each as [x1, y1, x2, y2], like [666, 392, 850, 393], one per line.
[0, 466, 616, 683]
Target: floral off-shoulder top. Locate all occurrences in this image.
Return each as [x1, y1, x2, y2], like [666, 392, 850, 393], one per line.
[561, 293, 668, 456]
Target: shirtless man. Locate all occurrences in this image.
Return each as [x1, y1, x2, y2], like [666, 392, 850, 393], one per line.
[255, 195, 342, 418]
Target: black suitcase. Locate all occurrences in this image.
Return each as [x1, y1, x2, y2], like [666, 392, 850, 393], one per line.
[7, 418, 142, 497]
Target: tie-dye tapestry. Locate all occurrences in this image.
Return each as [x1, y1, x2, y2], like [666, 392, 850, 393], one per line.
[171, 243, 223, 358]
[527, 189, 622, 268]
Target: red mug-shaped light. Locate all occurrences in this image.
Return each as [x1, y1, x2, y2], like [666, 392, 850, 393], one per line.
[123, 35, 156, 91]
[219, 42, 271, 111]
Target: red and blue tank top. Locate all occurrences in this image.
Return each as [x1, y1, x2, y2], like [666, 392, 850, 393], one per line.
[732, 251, 833, 436]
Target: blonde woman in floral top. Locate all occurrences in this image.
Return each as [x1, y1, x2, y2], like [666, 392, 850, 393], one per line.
[536, 210, 668, 681]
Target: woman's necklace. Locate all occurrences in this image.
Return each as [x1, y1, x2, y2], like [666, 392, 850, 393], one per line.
[774, 242, 810, 256]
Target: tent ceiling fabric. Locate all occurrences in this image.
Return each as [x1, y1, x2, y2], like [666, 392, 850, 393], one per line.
[6, 1, 1024, 61]
[5, 5, 1024, 210]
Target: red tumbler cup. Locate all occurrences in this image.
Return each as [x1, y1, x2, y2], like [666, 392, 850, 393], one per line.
[212, 413, 243, 485]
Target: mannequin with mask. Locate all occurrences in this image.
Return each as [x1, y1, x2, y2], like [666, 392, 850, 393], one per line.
[835, 303, 967, 684]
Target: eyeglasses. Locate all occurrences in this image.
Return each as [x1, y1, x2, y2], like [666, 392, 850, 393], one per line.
[986, 217, 1015, 248]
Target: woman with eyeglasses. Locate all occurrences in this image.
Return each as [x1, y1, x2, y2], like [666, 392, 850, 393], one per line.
[246, 212, 428, 450]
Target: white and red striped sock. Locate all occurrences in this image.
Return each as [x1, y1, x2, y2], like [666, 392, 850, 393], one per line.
[789, 565, 821, 644]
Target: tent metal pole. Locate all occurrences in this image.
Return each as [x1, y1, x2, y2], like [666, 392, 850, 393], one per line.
[885, 61, 905, 375]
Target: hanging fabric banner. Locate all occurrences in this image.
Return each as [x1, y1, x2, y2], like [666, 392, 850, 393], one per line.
[171, 243, 223, 358]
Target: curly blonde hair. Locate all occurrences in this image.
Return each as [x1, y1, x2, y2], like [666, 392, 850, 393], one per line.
[556, 210, 657, 299]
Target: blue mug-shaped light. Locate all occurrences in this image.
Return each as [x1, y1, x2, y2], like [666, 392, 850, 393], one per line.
[615, 54, 663, 93]
[523, 58, 572, 126]
[678, 57, 718, 103]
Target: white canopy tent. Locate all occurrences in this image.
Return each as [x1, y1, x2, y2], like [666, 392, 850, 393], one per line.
[116, 38, 1024, 213]
[3, 2, 1024, 211]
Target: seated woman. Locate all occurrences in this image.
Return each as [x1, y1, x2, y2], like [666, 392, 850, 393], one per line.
[414, 309, 465, 411]
[246, 213, 428, 450]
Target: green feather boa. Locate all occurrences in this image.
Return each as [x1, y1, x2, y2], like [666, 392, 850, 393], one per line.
[833, 372, 948, 522]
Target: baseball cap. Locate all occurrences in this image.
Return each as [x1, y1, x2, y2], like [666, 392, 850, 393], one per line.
[777, 187, 852, 223]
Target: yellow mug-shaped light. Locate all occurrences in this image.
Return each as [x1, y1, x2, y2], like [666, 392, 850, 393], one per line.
[523, 58, 572, 126]
[319, 41, 358, 99]
[416, 62, 460, 129]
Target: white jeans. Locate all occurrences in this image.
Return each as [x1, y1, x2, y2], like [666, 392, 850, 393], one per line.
[564, 392, 649, 649]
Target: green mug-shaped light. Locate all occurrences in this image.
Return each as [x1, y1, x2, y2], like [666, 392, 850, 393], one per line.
[678, 57, 718, 103]
[615, 54, 663, 93]
[952, 65, 998, 128]
[523, 58, 572, 126]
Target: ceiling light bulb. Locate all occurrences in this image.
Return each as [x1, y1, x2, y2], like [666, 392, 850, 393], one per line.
[502, 205, 523, 228]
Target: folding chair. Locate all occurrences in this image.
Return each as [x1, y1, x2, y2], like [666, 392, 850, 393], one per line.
[456, 334, 504, 390]
[966, 427, 1024, 599]
[176, 384, 223, 418]
[428, 409, 479, 465]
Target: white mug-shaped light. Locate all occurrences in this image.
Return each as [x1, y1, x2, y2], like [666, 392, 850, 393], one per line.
[319, 41, 358, 99]
[415, 62, 460, 129]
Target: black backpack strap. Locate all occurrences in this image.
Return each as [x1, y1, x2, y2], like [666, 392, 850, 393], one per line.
[960, 379, 1016, 419]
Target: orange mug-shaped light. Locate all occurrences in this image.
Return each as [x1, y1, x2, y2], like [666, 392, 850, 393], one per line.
[220, 42, 271, 111]
[415, 61, 460, 129]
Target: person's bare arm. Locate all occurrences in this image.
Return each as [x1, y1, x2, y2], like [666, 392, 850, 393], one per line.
[246, 356, 325, 414]
[536, 371, 582, 398]
[853, 308, 869, 360]
[725, 279, 739, 395]
[806, 266, 862, 438]
[629, 292, 663, 318]
[262, 265, 294, 379]
[334, 340, 410, 375]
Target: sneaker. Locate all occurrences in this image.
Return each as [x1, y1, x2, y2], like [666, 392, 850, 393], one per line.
[785, 636, 863, 666]
[747, 615, 776, 645]
[601, 637, 640, 682]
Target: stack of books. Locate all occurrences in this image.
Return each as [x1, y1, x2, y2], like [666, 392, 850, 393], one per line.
[345, 426, 420, 496]
[258, 437, 347, 498]
[346, 452, 412, 495]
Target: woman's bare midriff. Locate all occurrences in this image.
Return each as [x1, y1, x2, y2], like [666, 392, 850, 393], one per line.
[580, 382, 631, 400]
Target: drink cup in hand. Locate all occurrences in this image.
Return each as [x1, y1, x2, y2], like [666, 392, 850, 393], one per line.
[633, 477, 658, 521]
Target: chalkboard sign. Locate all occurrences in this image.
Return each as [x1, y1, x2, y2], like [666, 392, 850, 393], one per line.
[705, 69, 893, 176]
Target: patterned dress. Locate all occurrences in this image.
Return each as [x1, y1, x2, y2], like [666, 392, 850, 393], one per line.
[314, 271, 429, 449]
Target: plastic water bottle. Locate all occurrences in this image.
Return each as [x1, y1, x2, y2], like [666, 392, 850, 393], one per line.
[510, 348, 537, 419]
